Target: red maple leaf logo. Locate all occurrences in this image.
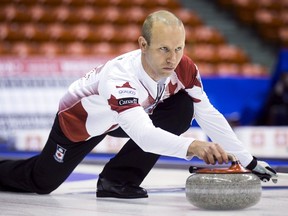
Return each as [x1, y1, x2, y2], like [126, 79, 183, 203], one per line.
[116, 82, 136, 90]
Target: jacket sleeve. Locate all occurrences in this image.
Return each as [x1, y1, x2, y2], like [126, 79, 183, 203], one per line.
[186, 69, 253, 166]
[100, 69, 194, 159]
[117, 106, 194, 160]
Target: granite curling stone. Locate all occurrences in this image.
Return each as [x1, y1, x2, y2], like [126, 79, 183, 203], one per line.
[185, 154, 262, 210]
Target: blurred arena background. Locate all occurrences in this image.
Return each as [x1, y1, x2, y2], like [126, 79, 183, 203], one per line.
[0, 0, 287, 162]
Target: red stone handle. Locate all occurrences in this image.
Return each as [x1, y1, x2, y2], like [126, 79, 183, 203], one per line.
[190, 154, 251, 174]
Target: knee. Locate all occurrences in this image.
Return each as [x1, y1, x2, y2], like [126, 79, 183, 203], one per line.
[175, 91, 194, 122]
[171, 92, 194, 134]
[151, 91, 194, 135]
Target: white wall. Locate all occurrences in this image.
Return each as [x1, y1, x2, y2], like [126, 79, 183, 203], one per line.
[9, 127, 288, 159]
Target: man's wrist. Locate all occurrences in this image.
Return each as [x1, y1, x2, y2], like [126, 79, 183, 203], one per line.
[246, 156, 258, 170]
[187, 140, 196, 157]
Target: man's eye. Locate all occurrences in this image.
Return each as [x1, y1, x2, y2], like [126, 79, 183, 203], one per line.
[176, 47, 182, 51]
[160, 47, 169, 52]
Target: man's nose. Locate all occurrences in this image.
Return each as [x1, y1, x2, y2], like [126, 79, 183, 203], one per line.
[167, 51, 177, 64]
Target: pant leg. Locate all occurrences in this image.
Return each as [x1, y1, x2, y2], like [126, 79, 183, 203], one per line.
[99, 90, 194, 185]
[0, 115, 106, 194]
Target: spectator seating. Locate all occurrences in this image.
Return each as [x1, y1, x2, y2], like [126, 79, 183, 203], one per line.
[217, 0, 288, 48]
[0, 0, 268, 76]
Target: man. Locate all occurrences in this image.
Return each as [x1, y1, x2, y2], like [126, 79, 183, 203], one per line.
[0, 10, 277, 198]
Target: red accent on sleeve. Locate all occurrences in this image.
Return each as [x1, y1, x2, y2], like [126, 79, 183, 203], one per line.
[116, 82, 136, 90]
[108, 95, 140, 113]
[192, 97, 201, 103]
[58, 102, 90, 142]
[104, 124, 118, 133]
[175, 55, 201, 89]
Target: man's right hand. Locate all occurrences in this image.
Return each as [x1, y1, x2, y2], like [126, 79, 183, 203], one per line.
[187, 140, 229, 165]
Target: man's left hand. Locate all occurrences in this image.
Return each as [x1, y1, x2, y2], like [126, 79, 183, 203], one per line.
[247, 157, 278, 183]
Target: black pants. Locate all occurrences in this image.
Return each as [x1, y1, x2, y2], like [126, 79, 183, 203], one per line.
[0, 91, 194, 194]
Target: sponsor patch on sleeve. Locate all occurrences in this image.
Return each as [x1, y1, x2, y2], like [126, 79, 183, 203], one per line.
[118, 97, 138, 106]
[115, 82, 137, 98]
[108, 82, 140, 113]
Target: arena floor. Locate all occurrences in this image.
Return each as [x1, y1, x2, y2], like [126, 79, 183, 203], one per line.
[0, 153, 287, 216]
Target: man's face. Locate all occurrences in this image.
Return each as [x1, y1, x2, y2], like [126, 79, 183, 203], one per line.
[140, 22, 185, 81]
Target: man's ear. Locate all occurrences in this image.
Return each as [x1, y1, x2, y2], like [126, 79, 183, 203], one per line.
[138, 36, 147, 51]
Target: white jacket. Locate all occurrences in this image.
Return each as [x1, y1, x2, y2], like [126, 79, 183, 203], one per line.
[58, 49, 253, 166]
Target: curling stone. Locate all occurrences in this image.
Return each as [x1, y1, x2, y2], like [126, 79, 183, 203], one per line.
[185, 154, 262, 210]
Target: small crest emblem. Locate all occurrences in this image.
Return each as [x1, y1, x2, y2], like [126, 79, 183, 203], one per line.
[54, 145, 67, 163]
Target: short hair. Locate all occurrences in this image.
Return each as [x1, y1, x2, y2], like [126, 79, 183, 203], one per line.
[141, 10, 183, 45]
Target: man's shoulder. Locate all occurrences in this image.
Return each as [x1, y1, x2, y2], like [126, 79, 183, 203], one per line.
[175, 54, 197, 73]
[179, 54, 195, 66]
[111, 49, 141, 63]
[105, 49, 140, 71]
